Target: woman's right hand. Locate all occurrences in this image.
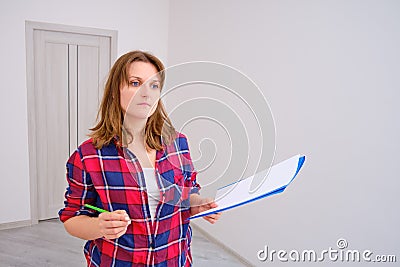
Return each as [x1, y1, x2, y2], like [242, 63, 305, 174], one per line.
[98, 210, 131, 240]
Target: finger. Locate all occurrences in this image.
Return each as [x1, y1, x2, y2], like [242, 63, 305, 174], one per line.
[99, 212, 124, 221]
[103, 226, 128, 236]
[99, 221, 130, 238]
[103, 226, 128, 239]
[205, 213, 220, 221]
[203, 216, 217, 224]
[102, 220, 130, 228]
[204, 213, 217, 220]
[213, 212, 222, 217]
[209, 201, 218, 209]
[202, 198, 218, 209]
[203, 198, 215, 205]
[113, 210, 130, 220]
[100, 211, 130, 222]
[114, 210, 128, 215]
[115, 210, 131, 222]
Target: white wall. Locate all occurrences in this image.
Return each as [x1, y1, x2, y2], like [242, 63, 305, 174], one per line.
[0, 0, 170, 224]
[168, 0, 400, 266]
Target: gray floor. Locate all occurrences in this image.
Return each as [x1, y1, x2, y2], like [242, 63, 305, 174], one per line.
[0, 219, 246, 267]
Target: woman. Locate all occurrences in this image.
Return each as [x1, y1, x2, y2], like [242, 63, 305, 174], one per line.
[59, 50, 221, 267]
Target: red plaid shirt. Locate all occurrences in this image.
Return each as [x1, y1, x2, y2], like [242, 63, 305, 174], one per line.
[59, 132, 200, 267]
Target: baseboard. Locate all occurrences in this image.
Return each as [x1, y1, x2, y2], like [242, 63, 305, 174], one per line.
[190, 222, 255, 267]
[0, 220, 33, 231]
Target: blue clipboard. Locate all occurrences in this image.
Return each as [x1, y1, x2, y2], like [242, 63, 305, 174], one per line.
[189, 154, 306, 220]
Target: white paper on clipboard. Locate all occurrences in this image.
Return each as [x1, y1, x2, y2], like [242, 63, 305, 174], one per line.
[189, 154, 306, 220]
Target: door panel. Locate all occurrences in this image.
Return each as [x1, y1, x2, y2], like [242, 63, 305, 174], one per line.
[45, 42, 70, 218]
[33, 29, 111, 220]
[77, 45, 99, 145]
[68, 44, 78, 155]
[34, 32, 70, 220]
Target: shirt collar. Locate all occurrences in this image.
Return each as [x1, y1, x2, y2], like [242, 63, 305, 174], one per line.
[112, 134, 166, 154]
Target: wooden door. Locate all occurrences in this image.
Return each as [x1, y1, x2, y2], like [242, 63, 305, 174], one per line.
[33, 29, 111, 220]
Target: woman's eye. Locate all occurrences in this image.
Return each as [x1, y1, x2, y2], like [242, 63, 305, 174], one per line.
[151, 83, 160, 89]
[131, 81, 140, 87]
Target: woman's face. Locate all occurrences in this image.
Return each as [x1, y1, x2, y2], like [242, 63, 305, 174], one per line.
[120, 61, 161, 120]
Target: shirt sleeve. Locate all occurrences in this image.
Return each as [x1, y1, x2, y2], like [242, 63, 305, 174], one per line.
[179, 133, 201, 195]
[58, 149, 98, 222]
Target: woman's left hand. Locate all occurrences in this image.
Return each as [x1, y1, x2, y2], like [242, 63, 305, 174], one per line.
[190, 195, 222, 224]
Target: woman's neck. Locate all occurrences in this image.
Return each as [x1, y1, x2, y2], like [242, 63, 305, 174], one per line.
[123, 115, 147, 140]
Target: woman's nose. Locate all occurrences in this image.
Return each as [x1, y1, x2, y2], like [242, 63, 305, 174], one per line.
[139, 82, 151, 97]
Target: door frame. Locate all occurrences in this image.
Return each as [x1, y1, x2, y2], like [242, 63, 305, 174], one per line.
[25, 21, 117, 225]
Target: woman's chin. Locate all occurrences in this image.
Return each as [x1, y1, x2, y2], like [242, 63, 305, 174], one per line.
[124, 112, 153, 121]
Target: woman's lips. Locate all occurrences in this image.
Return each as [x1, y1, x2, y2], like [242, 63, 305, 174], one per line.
[138, 102, 151, 106]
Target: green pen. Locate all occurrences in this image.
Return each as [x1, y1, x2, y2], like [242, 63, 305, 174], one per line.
[84, 204, 131, 224]
[84, 204, 108, 213]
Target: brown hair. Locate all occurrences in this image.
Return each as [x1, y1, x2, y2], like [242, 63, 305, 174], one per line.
[89, 50, 176, 150]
